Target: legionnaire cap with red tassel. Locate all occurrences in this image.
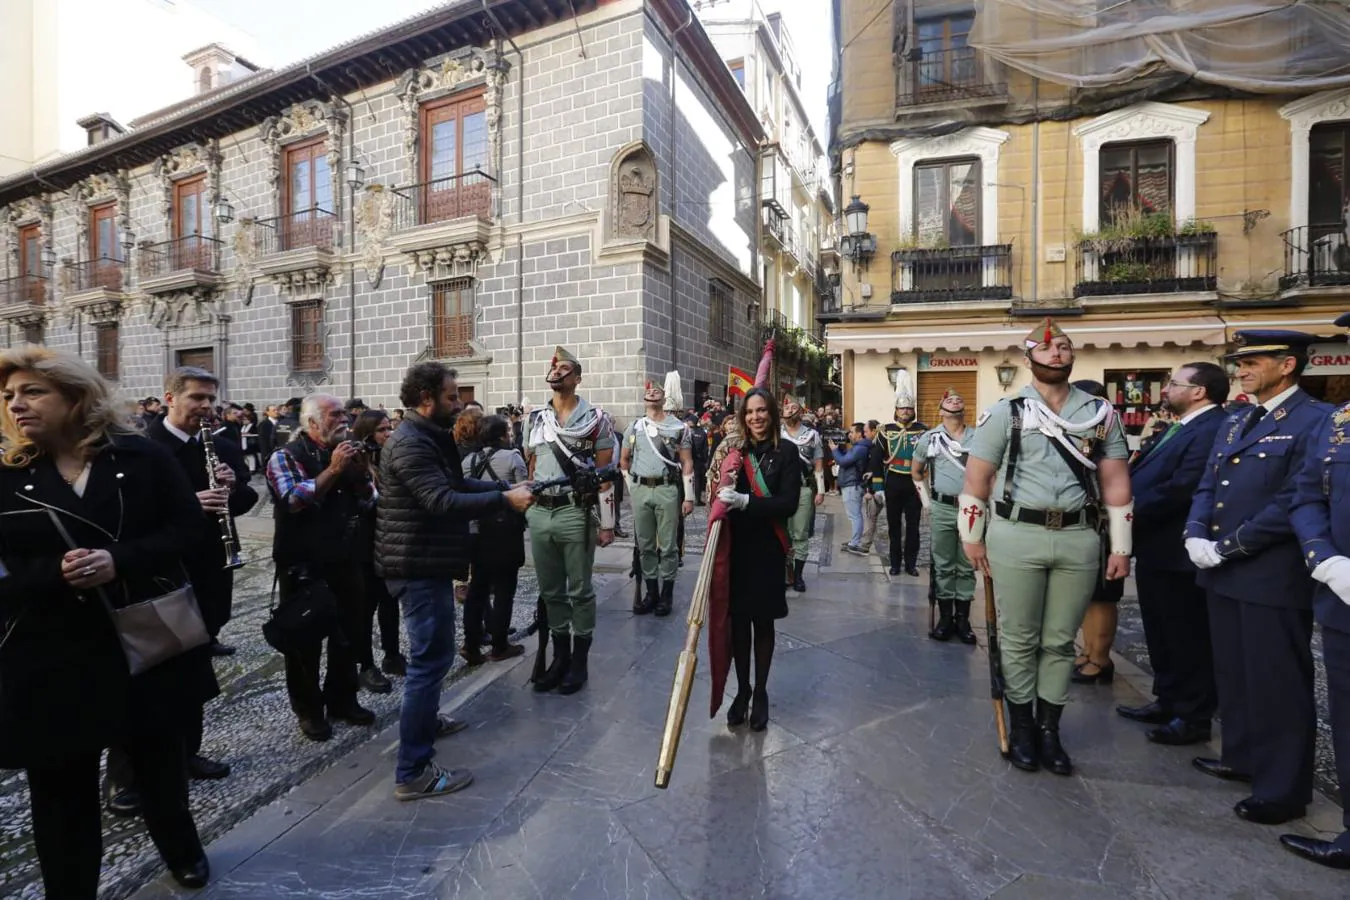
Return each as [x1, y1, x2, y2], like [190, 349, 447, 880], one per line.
[939, 389, 966, 414]
[643, 380, 665, 401]
[551, 345, 581, 373]
[1025, 317, 1069, 351]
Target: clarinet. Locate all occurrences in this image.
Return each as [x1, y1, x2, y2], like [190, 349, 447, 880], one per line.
[200, 426, 245, 570]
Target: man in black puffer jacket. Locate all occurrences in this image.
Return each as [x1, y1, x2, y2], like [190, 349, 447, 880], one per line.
[377, 362, 535, 801]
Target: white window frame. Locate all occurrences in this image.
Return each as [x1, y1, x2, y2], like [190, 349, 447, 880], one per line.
[1279, 87, 1350, 230]
[1073, 102, 1209, 231]
[889, 126, 1009, 247]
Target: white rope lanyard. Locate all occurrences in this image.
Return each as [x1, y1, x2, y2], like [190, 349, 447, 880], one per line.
[1020, 397, 1110, 471]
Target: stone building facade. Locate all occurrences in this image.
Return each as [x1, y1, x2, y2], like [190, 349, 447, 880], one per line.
[0, 0, 766, 421]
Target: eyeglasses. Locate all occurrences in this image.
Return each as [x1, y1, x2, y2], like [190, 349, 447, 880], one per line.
[1166, 379, 1200, 389]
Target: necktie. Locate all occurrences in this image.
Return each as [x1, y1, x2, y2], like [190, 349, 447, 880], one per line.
[1153, 421, 1183, 450]
[1240, 405, 1267, 438]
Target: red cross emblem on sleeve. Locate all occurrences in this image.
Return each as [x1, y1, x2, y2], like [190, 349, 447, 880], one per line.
[1124, 512, 1133, 523]
[963, 504, 983, 530]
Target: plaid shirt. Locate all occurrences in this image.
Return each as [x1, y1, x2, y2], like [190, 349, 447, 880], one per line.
[265, 435, 377, 513]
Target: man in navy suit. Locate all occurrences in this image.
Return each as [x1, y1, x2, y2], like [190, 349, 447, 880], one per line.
[1117, 362, 1228, 745]
[1184, 330, 1332, 826]
[1281, 311, 1350, 870]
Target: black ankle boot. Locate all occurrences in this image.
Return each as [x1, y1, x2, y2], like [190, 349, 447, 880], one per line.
[634, 579, 657, 615]
[953, 600, 977, 645]
[532, 633, 571, 692]
[928, 599, 955, 641]
[792, 560, 807, 593]
[749, 689, 769, 731]
[1006, 701, 1040, 772]
[558, 635, 591, 695]
[655, 581, 674, 617]
[726, 690, 751, 727]
[1037, 700, 1073, 775]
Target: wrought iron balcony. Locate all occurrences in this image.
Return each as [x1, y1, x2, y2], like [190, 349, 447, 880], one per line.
[1073, 233, 1217, 297]
[1280, 224, 1350, 290]
[898, 46, 1005, 107]
[255, 209, 337, 254]
[392, 171, 495, 230]
[0, 273, 48, 307]
[67, 259, 124, 293]
[140, 235, 223, 278]
[891, 244, 1013, 304]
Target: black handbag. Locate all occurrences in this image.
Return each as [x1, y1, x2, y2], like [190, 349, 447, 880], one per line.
[262, 567, 340, 654]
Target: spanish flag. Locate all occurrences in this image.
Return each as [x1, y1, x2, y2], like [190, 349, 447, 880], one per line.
[727, 365, 753, 398]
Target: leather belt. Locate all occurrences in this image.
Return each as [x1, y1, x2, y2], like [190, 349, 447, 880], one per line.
[994, 500, 1098, 530]
[933, 492, 959, 507]
[637, 475, 675, 487]
[535, 493, 583, 510]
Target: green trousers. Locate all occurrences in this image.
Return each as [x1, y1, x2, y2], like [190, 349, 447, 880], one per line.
[986, 518, 1100, 706]
[527, 503, 597, 637]
[633, 482, 679, 582]
[787, 484, 814, 562]
[930, 501, 975, 602]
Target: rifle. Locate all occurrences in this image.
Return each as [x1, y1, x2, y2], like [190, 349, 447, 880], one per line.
[525, 465, 622, 685]
[984, 572, 1009, 756]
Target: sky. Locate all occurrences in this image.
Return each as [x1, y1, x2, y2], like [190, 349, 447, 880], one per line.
[193, 0, 832, 138]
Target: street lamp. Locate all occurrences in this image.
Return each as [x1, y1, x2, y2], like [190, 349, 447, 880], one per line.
[885, 362, 906, 390]
[41, 246, 56, 269]
[840, 195, 876, 272]
[346, 158, 365, 191]
[214, 197, 234, 223]
[996, 359, 1018, 390]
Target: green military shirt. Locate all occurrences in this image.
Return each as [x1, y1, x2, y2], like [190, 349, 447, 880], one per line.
[625, 414, 691, 478]
[527, 396, 615, 492]
[880, 422, 928, 476]
[914, 423, 978, 497]
[966, 385, 1127, 511]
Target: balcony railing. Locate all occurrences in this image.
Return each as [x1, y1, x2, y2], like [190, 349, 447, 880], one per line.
[140, 235, 223, 279]
[765, 308, 789, 331]
[1280, 224, 1350, 290]
[432, 312, 474, 359]
[255, 209, 337, 254]
[0, 273, 48, 307]
[393, 171, 495, 230]
[899, 46, 1005, 106]
[1073, 233, 1217, 297]
[891, 244, 1013, 304]
[68, 259, 124, 293]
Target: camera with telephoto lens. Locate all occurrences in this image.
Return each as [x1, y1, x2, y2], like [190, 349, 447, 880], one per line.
[821, 426, 848, 445]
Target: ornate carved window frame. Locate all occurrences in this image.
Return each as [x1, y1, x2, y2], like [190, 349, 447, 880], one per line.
[71, 172, 131, 264]
[395, 49, 508, 191]
[890, 127, 1009, 246]
[1073, 102, 1210, 231]
[3, 195, 54, 276]
[258, 100, 347, 227]
[154, 141, 223, 236]
[1279, 87, 1350, 230]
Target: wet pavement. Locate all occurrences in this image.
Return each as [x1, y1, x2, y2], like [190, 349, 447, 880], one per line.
[120, 501, 1348, 899]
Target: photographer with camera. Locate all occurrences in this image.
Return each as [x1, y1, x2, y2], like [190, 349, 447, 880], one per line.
[265, 394, 378, 743]
[377, 363, 535, 801]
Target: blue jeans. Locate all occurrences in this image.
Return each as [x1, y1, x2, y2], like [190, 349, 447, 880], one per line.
[386, 577, 457, 784]
[841, 485, 865, 547]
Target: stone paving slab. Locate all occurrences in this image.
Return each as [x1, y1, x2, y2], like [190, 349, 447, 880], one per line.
[124, 519, 1349, 900]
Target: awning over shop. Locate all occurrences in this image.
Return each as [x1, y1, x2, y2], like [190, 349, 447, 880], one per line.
[827, 316, 1230, 355]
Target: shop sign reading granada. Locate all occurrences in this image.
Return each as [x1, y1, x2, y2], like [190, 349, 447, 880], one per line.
[918, 353, 979, 372]
[1306, 343, 1350, 376]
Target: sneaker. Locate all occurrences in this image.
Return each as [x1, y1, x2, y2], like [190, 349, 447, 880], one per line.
[842, 544, 865, 556]
[359, 666, 393, 694]
[382, 654, 408, 677]
[488, 643, 526, 662]
[395, 763, 474, 801]
[436, 714, 469, 738]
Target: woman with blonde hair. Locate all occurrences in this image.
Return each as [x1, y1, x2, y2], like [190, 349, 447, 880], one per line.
[0, 346, 215, 895]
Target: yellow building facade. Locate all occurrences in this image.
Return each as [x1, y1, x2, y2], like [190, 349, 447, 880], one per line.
[826, 0, 1350, 449]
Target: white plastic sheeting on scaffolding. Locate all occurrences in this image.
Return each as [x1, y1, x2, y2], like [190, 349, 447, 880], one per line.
[969, 0, 1350, 93]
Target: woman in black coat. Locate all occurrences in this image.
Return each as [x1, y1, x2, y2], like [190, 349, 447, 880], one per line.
[462, 414, 529, 661]
[0, 347, 217, 896]
[716, 388, 802, 731]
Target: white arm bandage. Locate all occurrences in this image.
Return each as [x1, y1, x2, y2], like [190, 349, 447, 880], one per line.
[1106, 502, 1134, 556]
[682, 471, 695, 500]
[956, 493, 989, 544]
[814, 470, 826, 494]
[598, 489, 616, 529]
[915, 480, 931, 510]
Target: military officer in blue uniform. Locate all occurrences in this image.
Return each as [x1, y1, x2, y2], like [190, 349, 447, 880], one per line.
[1281, 311, 1350, 869]
[1184, 329, 1332, 826]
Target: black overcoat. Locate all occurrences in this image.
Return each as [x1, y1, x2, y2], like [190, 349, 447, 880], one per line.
[727, 437, 803, 622]
[0, 434, 219, 769]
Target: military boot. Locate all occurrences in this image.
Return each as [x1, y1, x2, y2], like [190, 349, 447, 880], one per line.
[558, 635, 591, 695]
[655, 581, 674, 617]
[1006, 701, 1040, 772]
[928, 599, 955, 642]
[634, 579, 658, 615]
[953, 600, 978, 645]
[532, 633, 571, 693]
[792, 559, 807, 593]
[1037, 701, 1073, 776]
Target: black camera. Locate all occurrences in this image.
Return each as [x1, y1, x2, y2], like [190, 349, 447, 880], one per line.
[821, 427, 848, 445]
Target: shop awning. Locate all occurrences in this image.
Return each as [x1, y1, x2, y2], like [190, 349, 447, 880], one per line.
[826, 316, 1230, 355]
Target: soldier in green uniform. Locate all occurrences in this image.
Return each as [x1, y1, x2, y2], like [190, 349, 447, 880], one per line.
[879, 370, 928, 577]
[961, 318, 1133, 775]
[621, 374, 695, 617]
[913, 390, 978, 644]
[780, 394, 825, 591]
[524, 346, 616, 695]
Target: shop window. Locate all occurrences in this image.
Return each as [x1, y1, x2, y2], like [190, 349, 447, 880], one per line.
[1103, 368, 1170, 449]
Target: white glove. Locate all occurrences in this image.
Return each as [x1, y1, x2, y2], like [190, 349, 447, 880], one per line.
[1313, 556, 1350, 605]
[915, 481, 931, 511]
[1185, 538, 1224, 570]
[717, 487, 749, 511]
